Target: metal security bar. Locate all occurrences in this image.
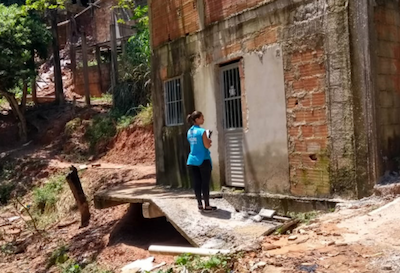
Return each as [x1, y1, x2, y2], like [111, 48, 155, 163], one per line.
[222, 66, 243, 129]
[220, 63, 245, 187]
[165, 78, 184, 126]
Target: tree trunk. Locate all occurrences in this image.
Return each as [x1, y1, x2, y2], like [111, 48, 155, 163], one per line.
[66, 166, 90, 228]
[81, 32, 91, 106]
[70, 15, 77, 88]
[31, 49, 38, 105]
[95, 46, 104, 94]
[50, 9, 64, 105]
[20, 82, 28, 115]
[0, 90, 28, 142]
[110, 10, 118, 107]
[32, 78, 38, 105]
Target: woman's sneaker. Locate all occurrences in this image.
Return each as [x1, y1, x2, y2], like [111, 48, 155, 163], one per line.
[203, 206, 217, 213]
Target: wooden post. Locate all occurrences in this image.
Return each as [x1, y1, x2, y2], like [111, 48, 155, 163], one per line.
[20, 82, 28, 115]
[31, 49, 38, 105]
[50, 9, 64, 105]
[31, 78, 38, 105]
[81, 32, 91, 106]
[95, 46, 104, 94]
[70, 16, 77, 87]
[110, 10, 118, 106]
[66, 166, 90, 228]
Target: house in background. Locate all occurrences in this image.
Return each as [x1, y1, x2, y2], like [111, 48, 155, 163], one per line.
[52, 0, 147, 98]
[150, 0, 400, 199]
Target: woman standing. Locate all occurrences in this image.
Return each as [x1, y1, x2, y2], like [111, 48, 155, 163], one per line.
[186, 111, 217, 212]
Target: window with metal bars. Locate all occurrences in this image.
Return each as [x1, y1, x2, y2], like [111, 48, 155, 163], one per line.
[222, 66, 243, 129]
[164, 78, 184, 126]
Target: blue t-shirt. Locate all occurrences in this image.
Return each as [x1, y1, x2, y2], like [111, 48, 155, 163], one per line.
[187, 125, 212, 166]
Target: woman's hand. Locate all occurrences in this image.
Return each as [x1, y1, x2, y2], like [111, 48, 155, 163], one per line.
[202, 132, 212, 149]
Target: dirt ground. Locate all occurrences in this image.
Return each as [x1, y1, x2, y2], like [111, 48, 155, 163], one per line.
[1, 104, 400, 273]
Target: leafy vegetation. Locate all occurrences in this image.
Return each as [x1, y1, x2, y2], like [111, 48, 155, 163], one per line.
[0, 3, 51, 141]
[114, 4, 151, 117]
[175, 253, 233, 272]
[0, 242, 16, 255]
[85, 115, 116, 151]
[46, 244, 113, 273]
[33, 173, 65, 213]
[65, 118, 83, 136]
[0, 182, 15, 205]
[91, 93, 113, 103]
[287, 211, 320, 225]
[0, 161, 17, 204]
[125, 5, 150, 68]
[47, 245, 69, 269]
[134, 104, 153, 126]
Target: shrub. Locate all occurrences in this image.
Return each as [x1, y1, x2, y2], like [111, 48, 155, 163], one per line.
[33, 174, 64, 213]
[84, 115, 116, 150]
[0, 182, 14, 205]
[47, 245, 69, 269]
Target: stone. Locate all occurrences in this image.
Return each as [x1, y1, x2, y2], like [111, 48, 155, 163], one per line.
[288, 235, 298, 241]
[382, 265, 392, 271]
[327, 241, 335, 246]
[298, 229, 307, 234]
[252, 215, 263, 222]
[259, 209, 276, 218]
[250, 261, 267, 271]
[296, 238, 309, 244]
[264, 244, 281, 250]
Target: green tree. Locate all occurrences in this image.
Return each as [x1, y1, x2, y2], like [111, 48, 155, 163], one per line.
[1, 0, 26, 5]
[0, 4, 51, 141]
[25, 0, 66, 105]
[114, 5, 150, 113]
[125, 5, 150, 68]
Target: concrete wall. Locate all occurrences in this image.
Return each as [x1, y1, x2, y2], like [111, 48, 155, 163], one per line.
[243, 46, 289, 194]
[150, 0, 374, 198]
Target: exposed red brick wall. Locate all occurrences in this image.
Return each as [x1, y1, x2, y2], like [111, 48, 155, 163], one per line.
[284, 48, 329, 196]
[204, 0, 266, 25]
[151, 0, 200, 47]
[151, 0, 268, 48]
[206, 26, 278, 64]
[75, 64, 111, 97]
[374, 3, 400, 172]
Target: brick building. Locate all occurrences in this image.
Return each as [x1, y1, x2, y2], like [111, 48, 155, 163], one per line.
[150, 0, 400, 199]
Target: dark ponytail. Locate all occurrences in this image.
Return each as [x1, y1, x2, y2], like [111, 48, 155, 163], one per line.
[187, 111, 203, 125]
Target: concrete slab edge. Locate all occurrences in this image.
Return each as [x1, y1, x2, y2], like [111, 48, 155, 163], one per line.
[222, 192, 344, 214]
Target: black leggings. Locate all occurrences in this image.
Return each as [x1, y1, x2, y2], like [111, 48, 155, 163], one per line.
[188, 160, 211, 207]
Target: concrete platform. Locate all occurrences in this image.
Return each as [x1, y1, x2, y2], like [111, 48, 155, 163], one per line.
[94, 180, 281, 249]
[94, 180, 223, 209]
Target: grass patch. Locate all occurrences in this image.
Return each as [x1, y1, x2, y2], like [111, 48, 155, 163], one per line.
[175, 253, 233, 272]
[33, 173, 65, 214]
[287, 211, 320, 225]
[47, 245, 69, 269]
[0, 160, 16, 181]
[91, 93, 113, 104]
[84, 103, 153, 149]
[134, 103, 153, 126]
[0, 242, 16, 255]
[65, 118, 82, 136]
[47, 244, 113, 273]
[0, 182, 15, 205]
[85, 115, 116, 151]
[116, 115, 135, 130]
